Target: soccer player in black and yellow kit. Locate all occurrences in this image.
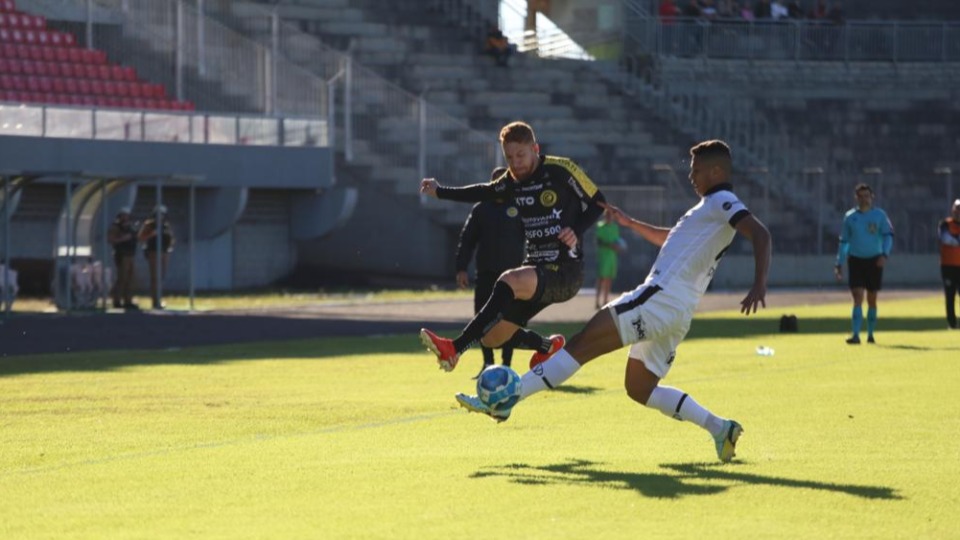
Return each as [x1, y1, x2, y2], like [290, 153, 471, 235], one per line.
[419, 121, 605, 372]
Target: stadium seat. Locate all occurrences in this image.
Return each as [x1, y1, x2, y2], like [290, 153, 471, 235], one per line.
[50, 77, 63, 93]
[0, 1, 16, 14]
[97, 64, 110, 80]
[89, 79, 103, 95]
[102, 80, 116, 96]
[76, 78, 90, 94]
[63, 77, 76, 94]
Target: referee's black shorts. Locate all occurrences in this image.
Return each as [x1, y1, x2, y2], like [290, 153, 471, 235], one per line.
[502, 260, 584, 327]
[847, 255, 884, 291]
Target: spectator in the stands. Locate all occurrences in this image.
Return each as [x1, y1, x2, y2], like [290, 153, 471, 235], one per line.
[484, 26, 513, 67]
[659, 0, 680, 21]
[753, 0, 772, 19]
[771, 0, 789, 19]
[682, 0, 702, 18]
[787, 0, 804, 18]
[700, 0, 718, 19]
[828, 1, 845, 24]
[810, 0, 828, 19]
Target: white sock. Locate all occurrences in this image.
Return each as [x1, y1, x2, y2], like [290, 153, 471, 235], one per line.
[646, 386, 725, 437]
[519, 348, 581, 400]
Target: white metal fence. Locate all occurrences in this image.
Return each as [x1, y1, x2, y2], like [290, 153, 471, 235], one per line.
[626, 17, 960, 62]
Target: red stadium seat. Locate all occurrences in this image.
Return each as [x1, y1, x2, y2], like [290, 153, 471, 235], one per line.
[115, 80, 129, 97]
[67, 48, 82, 63]
[1, 43, 13, 56]
[22, 30, 35, 45]
[89, 79, 103, 95]
[51, 77, 64, 93]
[97, 64, 110, 80]
[19, 59, 33, 75]
[36, 29, 49, 47]
[83, 64, 97, 79]
[54, 46, 68, 62]
[128, 82, 141, 98]
[40, 46, 55, 62]
[102, 80, 116, 96]
[45, 61, 59, 77]
[0, 1, 15, 13]
[76, 78, 90, 95]
[24, 75, 38, 92]
[63, 77, 77, 94]
[58, 62, 74, 77]
[37, 76, 51, 93]
[0, 28, 10, 42]
[34, 60, 48, 76]
[5, 12, 18, 28]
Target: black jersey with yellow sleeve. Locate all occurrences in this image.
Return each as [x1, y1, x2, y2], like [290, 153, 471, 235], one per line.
[436, 155, 605, 264]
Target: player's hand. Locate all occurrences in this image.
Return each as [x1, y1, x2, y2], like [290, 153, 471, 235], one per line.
[557, 227, 578, 249]
[420, 178, 439, 198]
[833, 265, 843, 281]
[876, 255, 887, 268]
[455, 271, 469, 289]
[740, 284, 767, 316]
[598, 202, 630, 226]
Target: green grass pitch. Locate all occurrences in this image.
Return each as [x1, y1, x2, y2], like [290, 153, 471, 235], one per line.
[1, 296, 958, 539]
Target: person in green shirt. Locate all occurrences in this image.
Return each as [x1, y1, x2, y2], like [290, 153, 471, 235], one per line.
[595, 208, 624, 309]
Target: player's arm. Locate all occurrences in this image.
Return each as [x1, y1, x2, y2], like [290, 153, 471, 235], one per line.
[939, 219, 960, 246]
[734, 214, 771, 315]
[600, 202, 670, 247]
[420, 177, 498, 202]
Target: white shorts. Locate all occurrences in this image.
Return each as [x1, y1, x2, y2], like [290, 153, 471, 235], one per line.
[606, 283, 695, 379]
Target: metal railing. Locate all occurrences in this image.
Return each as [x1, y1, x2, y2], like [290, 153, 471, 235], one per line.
[627, 17, 960, 62]
[39, 0, 502, 192]
[0, 102, 327, 145]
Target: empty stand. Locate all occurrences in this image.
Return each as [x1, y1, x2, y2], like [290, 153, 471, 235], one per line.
[0, 0, 193, 111]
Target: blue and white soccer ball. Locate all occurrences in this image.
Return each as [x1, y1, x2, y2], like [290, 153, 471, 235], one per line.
[476, 365, 522, 411]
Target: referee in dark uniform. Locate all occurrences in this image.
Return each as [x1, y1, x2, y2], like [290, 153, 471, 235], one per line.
[455, 167, 526, 378]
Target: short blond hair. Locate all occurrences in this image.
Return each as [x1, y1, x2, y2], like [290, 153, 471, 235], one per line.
[499, 121, 537, 145]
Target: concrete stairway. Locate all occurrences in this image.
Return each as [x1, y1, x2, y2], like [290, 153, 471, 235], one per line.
[232, 0, 686, 193]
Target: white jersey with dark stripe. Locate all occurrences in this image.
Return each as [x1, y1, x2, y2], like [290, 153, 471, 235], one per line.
[644, 184, 749, 297]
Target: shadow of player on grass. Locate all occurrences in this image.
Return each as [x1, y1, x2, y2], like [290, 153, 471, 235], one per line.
[470, 459, 901, 500]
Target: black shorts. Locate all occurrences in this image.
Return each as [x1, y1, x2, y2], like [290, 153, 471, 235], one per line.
[502, 260, 584, 327]
[848, 255, 884, 291]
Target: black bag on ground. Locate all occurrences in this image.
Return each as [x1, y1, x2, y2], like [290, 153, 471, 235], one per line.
[779, 314, 799, 333]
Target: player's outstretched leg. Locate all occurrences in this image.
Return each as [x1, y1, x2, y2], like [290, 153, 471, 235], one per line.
[529, 334, 565, 369]
[420, 328, 460, 372]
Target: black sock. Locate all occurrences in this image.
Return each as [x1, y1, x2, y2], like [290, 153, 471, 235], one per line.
[481, 346, 495, 365]
[501, 347, 513, 366]
[453, 281, 514, 353]
[503, 328, 551, 352]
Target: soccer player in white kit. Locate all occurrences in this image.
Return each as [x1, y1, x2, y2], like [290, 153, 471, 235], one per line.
[456, 140, 772, 463]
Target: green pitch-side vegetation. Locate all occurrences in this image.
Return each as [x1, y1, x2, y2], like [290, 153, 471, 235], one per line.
[1, 296, 957, 539]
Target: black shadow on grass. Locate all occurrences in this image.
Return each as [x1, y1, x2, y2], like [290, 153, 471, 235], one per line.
[551, 385, 602, 395]
[0, 311, 464, 376]
[660, 462, 902, 500]
[686, 316, 947, 341]
[470, 459, 901, 500]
